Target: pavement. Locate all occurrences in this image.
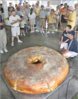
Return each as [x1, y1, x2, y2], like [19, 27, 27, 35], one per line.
[0, 26, 78, 99]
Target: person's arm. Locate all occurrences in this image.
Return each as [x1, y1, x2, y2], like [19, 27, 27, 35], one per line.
[0, 19, 4, 25]
[0, 22, 4, 25]
[67, 34, 74, 40]
[11, 20, 19, 25]
[63, 39, 70, 43]
[67, 18, 72, 22]
[10, 15, 22, 25]
[60, 34, 70, 44]
[61, 36, 63, 42]
[59, 13, 62, 26]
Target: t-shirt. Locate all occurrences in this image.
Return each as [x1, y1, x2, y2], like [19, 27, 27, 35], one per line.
[35, 8, 40, 16]
[55, 10, 59, 20]
[61, 14, 67, 23]
[28, 12, 36, 21]
[68, 38, 78, 53]
[48, 14, 56, 24]
[67, 11, 76, 28]
[45, 7, 51, 16]
[62, 30, 75, 43]
[0, 7, 4, 13]
[9, 15, 20, 26]
[24, 8, 30, 17]
[8, 6, 14, 12]
[0, 15, 4, 29]
[39, 10, 46, 18]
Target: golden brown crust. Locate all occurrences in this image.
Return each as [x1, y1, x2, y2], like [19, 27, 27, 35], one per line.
[4, 46, 69, 94]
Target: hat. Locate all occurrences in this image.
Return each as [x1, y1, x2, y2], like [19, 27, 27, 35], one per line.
[68, 6, 74, 10]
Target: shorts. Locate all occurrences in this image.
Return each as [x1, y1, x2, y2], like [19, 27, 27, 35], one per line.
[30, 19, 35, 26]
[48, 24, 52, 31]
[39, 18, 45, 27]
[48, 23, 56, 31]
[11, 26, 20, 37]
[60, 43, 68, 50]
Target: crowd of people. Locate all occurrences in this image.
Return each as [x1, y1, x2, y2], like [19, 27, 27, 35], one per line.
[0, 1, 78, 58]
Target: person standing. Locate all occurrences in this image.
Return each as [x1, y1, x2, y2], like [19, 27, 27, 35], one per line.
[47, 9, 56, 34]
[35, 3, 40, 32]
[0, 11, 8, 54]
[9, 10, 23, 47]
[67, 6, 76, 29]
[39, 5, 46, 33]
[28, 8, 36, 33]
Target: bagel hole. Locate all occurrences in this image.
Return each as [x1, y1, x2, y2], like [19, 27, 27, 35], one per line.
[32, 59, 42, 64]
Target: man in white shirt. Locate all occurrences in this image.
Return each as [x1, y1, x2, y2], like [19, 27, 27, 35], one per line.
[9, 10, 23, 46]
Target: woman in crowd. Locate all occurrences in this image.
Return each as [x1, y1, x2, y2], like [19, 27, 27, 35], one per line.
[60, 7, 68, 31]
[28, 8, 36, 33]
[0, 11, 8, 54]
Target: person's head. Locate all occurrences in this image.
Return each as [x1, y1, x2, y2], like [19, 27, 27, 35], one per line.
[12, 10, 16, 16]
[56, 5, 60, 10]
[32, 4, 35, 8]
[50, 9, 55, 14]
[25, 2, 29, 8]
[68, 6, 74, 13]
[65, 25, 72, 31]
[64, 3, 68, 8]
[9, 3, 12, 7]
[60, 4, 63, 8]
[41, 5, 44, 10]
[36, 3, 39, 8]
[63, 7, 67, 12]
[15, 4, 17, 7]
[47, 1, 50, 7]
[37, 1, 39, 5]
[0, 4, 2, 8]
[75, 3, 78, 9]
[20, 16, 23, 19]
[16, 7, 20, 11]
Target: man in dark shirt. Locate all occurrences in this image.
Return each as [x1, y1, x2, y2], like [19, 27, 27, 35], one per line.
[0, 14, 4, 29]
[0, 4, 4, 13]
[63, 34, 78, 58]
[60, 25, 75, 49]
[60, 25, 78, 58]
[8, 3, 14, 15]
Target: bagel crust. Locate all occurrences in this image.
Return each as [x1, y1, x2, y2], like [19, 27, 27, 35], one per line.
[4, 46, 69, 94]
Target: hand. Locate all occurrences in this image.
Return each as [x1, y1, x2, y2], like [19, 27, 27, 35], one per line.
[0, 22, 4, 25]
[15, 20, 19, 22]
[67, 34, 73, 40]
[59, 41, 64, 45]
[17, 19, 20, 21]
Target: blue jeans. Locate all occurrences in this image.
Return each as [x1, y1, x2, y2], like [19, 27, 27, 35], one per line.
[35, 16, 40, 30]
